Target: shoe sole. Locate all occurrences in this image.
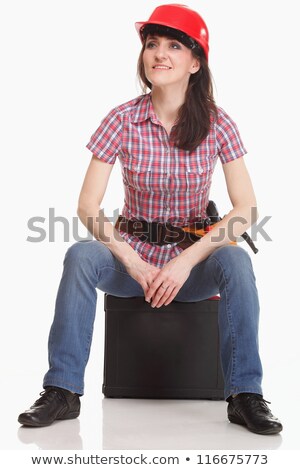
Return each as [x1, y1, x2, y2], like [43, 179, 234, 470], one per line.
[18, 411, 80, 427]
[228, 414, 283, 435]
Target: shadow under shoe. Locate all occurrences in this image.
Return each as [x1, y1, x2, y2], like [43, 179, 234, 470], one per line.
[18, 387, 80, 427]
[227, 393, 283, 435]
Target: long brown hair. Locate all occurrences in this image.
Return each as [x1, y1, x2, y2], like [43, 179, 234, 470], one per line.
[137, 33, 218, 152]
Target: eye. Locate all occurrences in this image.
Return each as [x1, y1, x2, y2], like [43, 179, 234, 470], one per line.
[170, 41, 181, 49]
[145, 41, 156, 49]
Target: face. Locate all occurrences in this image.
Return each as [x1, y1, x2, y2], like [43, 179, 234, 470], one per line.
[142, 35, 200, 90]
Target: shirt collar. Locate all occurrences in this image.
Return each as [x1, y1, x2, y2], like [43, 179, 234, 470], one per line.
[130, 93, 161, 125]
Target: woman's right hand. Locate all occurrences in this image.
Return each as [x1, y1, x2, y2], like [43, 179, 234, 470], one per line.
[124, 256, 161, 299]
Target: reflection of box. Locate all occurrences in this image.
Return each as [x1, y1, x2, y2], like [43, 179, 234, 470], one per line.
[102, 294, 224, 400]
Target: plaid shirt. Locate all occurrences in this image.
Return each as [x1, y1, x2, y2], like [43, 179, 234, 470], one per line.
[86, 93, 247, 268]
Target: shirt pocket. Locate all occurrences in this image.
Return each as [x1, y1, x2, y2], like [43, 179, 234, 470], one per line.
[179, 161, 210, 194]
[185, 168, 204, 193]
[122, 162, 166, 193]
[122, 166, 150, 192]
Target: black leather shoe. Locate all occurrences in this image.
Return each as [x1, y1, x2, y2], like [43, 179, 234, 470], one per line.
[18, 387, 80, 427]
[227, 393, 283, 435]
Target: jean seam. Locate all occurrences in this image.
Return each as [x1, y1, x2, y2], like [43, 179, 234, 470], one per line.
[210, 255, 237, 393]
[83, 329, 93, 372]
[96, 263, 134, 280]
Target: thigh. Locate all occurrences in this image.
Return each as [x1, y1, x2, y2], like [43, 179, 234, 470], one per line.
[174, 245, 246, 302]
[66, 240, 144, 298]
[174, 254, 219, 302]
[92, 243, 144, 298]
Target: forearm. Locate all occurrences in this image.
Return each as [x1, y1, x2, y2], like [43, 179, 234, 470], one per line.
[180, 204, 258, 268]
[77, 204, 140, 268]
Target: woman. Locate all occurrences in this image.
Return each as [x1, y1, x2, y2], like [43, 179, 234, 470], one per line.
[18, 4, 282, 435]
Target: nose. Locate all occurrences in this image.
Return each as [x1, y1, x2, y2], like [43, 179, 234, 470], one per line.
[154, 44, 168, 61]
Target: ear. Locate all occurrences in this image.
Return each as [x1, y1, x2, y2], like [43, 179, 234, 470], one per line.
[190, 58, 200, 74]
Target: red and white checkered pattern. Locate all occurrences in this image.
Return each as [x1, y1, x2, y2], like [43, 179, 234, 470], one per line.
[86, 93, 246, 267]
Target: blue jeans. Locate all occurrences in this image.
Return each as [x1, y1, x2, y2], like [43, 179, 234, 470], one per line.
[43, 240, 263, 399]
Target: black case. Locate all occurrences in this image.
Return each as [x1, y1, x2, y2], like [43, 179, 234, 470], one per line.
[102, 294, 224, 400]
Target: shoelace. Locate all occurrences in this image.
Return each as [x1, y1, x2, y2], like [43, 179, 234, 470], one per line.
[244, 395, 272, 414]
[32, 388, 63, 407]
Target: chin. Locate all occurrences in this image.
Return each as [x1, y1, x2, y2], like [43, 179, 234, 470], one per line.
[146, 76, 174, 88]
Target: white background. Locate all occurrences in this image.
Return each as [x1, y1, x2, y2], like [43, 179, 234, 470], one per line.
[0, 0, 300, 459]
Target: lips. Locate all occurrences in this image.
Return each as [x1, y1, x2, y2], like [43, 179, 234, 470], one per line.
[152, 65, 172, 69]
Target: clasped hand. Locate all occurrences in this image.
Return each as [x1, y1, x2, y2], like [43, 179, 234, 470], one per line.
[126, 255, 193, 308]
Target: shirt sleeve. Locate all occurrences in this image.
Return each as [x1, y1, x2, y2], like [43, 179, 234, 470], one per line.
[215, 107, 247, 164]
[86, 107, 123, 164]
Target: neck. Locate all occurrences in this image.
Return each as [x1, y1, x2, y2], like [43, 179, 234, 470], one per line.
[151, 86, 187, 125]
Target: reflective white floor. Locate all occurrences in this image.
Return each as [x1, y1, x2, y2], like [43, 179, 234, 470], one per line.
[2, 371, 299, 451]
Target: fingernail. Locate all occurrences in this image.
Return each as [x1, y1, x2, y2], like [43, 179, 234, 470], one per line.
[145, 298, 150, 303]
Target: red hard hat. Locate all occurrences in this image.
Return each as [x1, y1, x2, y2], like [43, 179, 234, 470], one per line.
[135, 4, 209, 60]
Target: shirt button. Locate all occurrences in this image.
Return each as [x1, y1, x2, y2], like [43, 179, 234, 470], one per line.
[167, 244, 172, 249]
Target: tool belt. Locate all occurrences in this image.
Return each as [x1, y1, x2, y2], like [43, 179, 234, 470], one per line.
[115, 216, 209, 250]
[115, 201, 258, 254]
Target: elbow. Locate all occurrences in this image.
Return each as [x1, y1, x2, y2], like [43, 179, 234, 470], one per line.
[249, 203, 259, 224]
[77, 204, 84, 219]
[234, 201, 258, 226]
[77, 201, 90, 220]
[77, 199, 101, 218]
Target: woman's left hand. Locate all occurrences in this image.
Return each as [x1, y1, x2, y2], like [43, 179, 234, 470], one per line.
[145, 255, 193, 308]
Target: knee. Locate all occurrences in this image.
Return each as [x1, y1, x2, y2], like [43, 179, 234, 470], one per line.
[211, 245, 254, 278]
[64, 240, 108, 268]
